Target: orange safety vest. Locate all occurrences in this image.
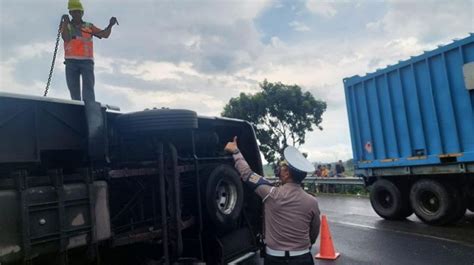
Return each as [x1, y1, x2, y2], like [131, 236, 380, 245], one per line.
[64, 22, 94, 60]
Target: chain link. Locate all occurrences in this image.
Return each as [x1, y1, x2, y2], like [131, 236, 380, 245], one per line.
[43, 18, 63, 97]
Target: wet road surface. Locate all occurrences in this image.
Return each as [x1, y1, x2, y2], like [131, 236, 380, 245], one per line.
[243, 194, 474, 265]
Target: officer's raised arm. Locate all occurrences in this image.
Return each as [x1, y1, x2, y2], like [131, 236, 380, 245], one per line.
[224, 136, 274, 200]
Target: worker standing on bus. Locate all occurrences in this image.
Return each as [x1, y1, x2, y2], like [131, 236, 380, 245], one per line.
[225, 137, 320, 265]
[61, 0, 117, 102]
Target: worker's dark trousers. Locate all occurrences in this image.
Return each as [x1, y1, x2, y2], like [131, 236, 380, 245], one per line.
[264, 253, 314, 265]
[65, 59, 95, 102]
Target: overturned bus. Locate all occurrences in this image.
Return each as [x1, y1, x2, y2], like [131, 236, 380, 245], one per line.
[0, 92, 263, 264]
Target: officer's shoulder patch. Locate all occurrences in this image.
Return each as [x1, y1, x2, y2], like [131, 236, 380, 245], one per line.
[244, 172, 273, 190]
[248, 173, 261, 184]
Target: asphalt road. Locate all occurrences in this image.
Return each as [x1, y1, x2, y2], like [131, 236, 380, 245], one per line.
[244, 194, 474, 265]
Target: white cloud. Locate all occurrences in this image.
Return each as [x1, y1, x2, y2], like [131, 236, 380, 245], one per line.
[0, 62, 29, 94]
[93, 0, 273, 24]
[304, 143, 352, 163]
[289, 21, 311, 32]
[1, 0, 270, 75]
[383, 37, 425, 55]
[274, 1, 285, 9]
[365, 0, 473, 41]
[0, 60, 68, 99]
[15, 42, 53, 60]
[94, 55, 120, 75]
[306, 0, 338, 17]
[121, 61, 201, 81]
[365, 20, 383, 31]
[99, 84, 225, 116]
[269, 36, 285, 48]
[0, 41, 67, 97]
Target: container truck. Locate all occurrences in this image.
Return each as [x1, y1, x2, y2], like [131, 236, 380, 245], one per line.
[0, 92, 263, 264]
[344, 34, 474, 225]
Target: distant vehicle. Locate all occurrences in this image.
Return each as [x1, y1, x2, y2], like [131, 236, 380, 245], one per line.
[344, 34, 474, 225]
[0, 92, 263, 264]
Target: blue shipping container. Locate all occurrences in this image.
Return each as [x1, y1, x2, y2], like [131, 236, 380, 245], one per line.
[344, 34, 474, 169]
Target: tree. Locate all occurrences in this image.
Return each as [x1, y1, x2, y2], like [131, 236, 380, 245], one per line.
[344, 158, 354, 169]
[222, 80, 327, 165]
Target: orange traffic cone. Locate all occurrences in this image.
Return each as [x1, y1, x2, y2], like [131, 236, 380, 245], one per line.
[315, 215, 340, 260]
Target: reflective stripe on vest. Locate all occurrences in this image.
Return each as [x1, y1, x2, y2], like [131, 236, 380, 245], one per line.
[64, 22, 94, 60]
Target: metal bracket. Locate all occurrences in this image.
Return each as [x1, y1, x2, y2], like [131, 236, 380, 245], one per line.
[14, 170, 32, 264]
[51, 169, 68, 264]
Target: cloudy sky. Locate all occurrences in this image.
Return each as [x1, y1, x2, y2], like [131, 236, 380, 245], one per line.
[1, 0, 473, 163]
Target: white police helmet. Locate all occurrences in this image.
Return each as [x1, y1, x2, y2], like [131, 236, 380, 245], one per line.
[283, 146, 314, 173]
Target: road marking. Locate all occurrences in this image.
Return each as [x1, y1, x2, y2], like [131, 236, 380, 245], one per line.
[332, 220, 474, 248]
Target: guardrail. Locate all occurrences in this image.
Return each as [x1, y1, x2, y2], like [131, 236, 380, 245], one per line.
[265, 176, 366, 194]
[265, 176, 365, 186]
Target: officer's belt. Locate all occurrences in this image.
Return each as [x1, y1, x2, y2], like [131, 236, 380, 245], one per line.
[265, 246, 310, 257]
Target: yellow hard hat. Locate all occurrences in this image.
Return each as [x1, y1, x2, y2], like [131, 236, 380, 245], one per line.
[68, 0, 84, 11]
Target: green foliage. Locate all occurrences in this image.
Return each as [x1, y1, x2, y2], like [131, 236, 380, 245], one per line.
[344, 158, 354, 176]
[222, 80, 327, 165]
[345, 158, 354, 169]
[263, 164, 275, 177]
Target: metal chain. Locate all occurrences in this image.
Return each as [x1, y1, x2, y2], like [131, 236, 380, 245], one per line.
[43, 18, 63, 97]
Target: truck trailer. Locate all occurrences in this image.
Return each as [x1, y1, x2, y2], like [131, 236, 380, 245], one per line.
[0, 92, 263, 264]
[344, 34, 474, 225]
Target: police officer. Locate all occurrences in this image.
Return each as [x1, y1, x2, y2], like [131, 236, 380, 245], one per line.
[224, 137, 320, 265]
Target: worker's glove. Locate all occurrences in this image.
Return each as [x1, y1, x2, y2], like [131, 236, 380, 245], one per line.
[109, 17, 119, 27]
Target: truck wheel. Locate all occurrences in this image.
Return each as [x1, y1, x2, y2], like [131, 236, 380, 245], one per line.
[115, 109, 198, 135]
[410, 179, 452, 225]
[204, 165, 244, 230]
[370, 179, 411, 220]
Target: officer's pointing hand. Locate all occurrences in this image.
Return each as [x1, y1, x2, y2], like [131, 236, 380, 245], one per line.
[224, 136, 238, 154]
